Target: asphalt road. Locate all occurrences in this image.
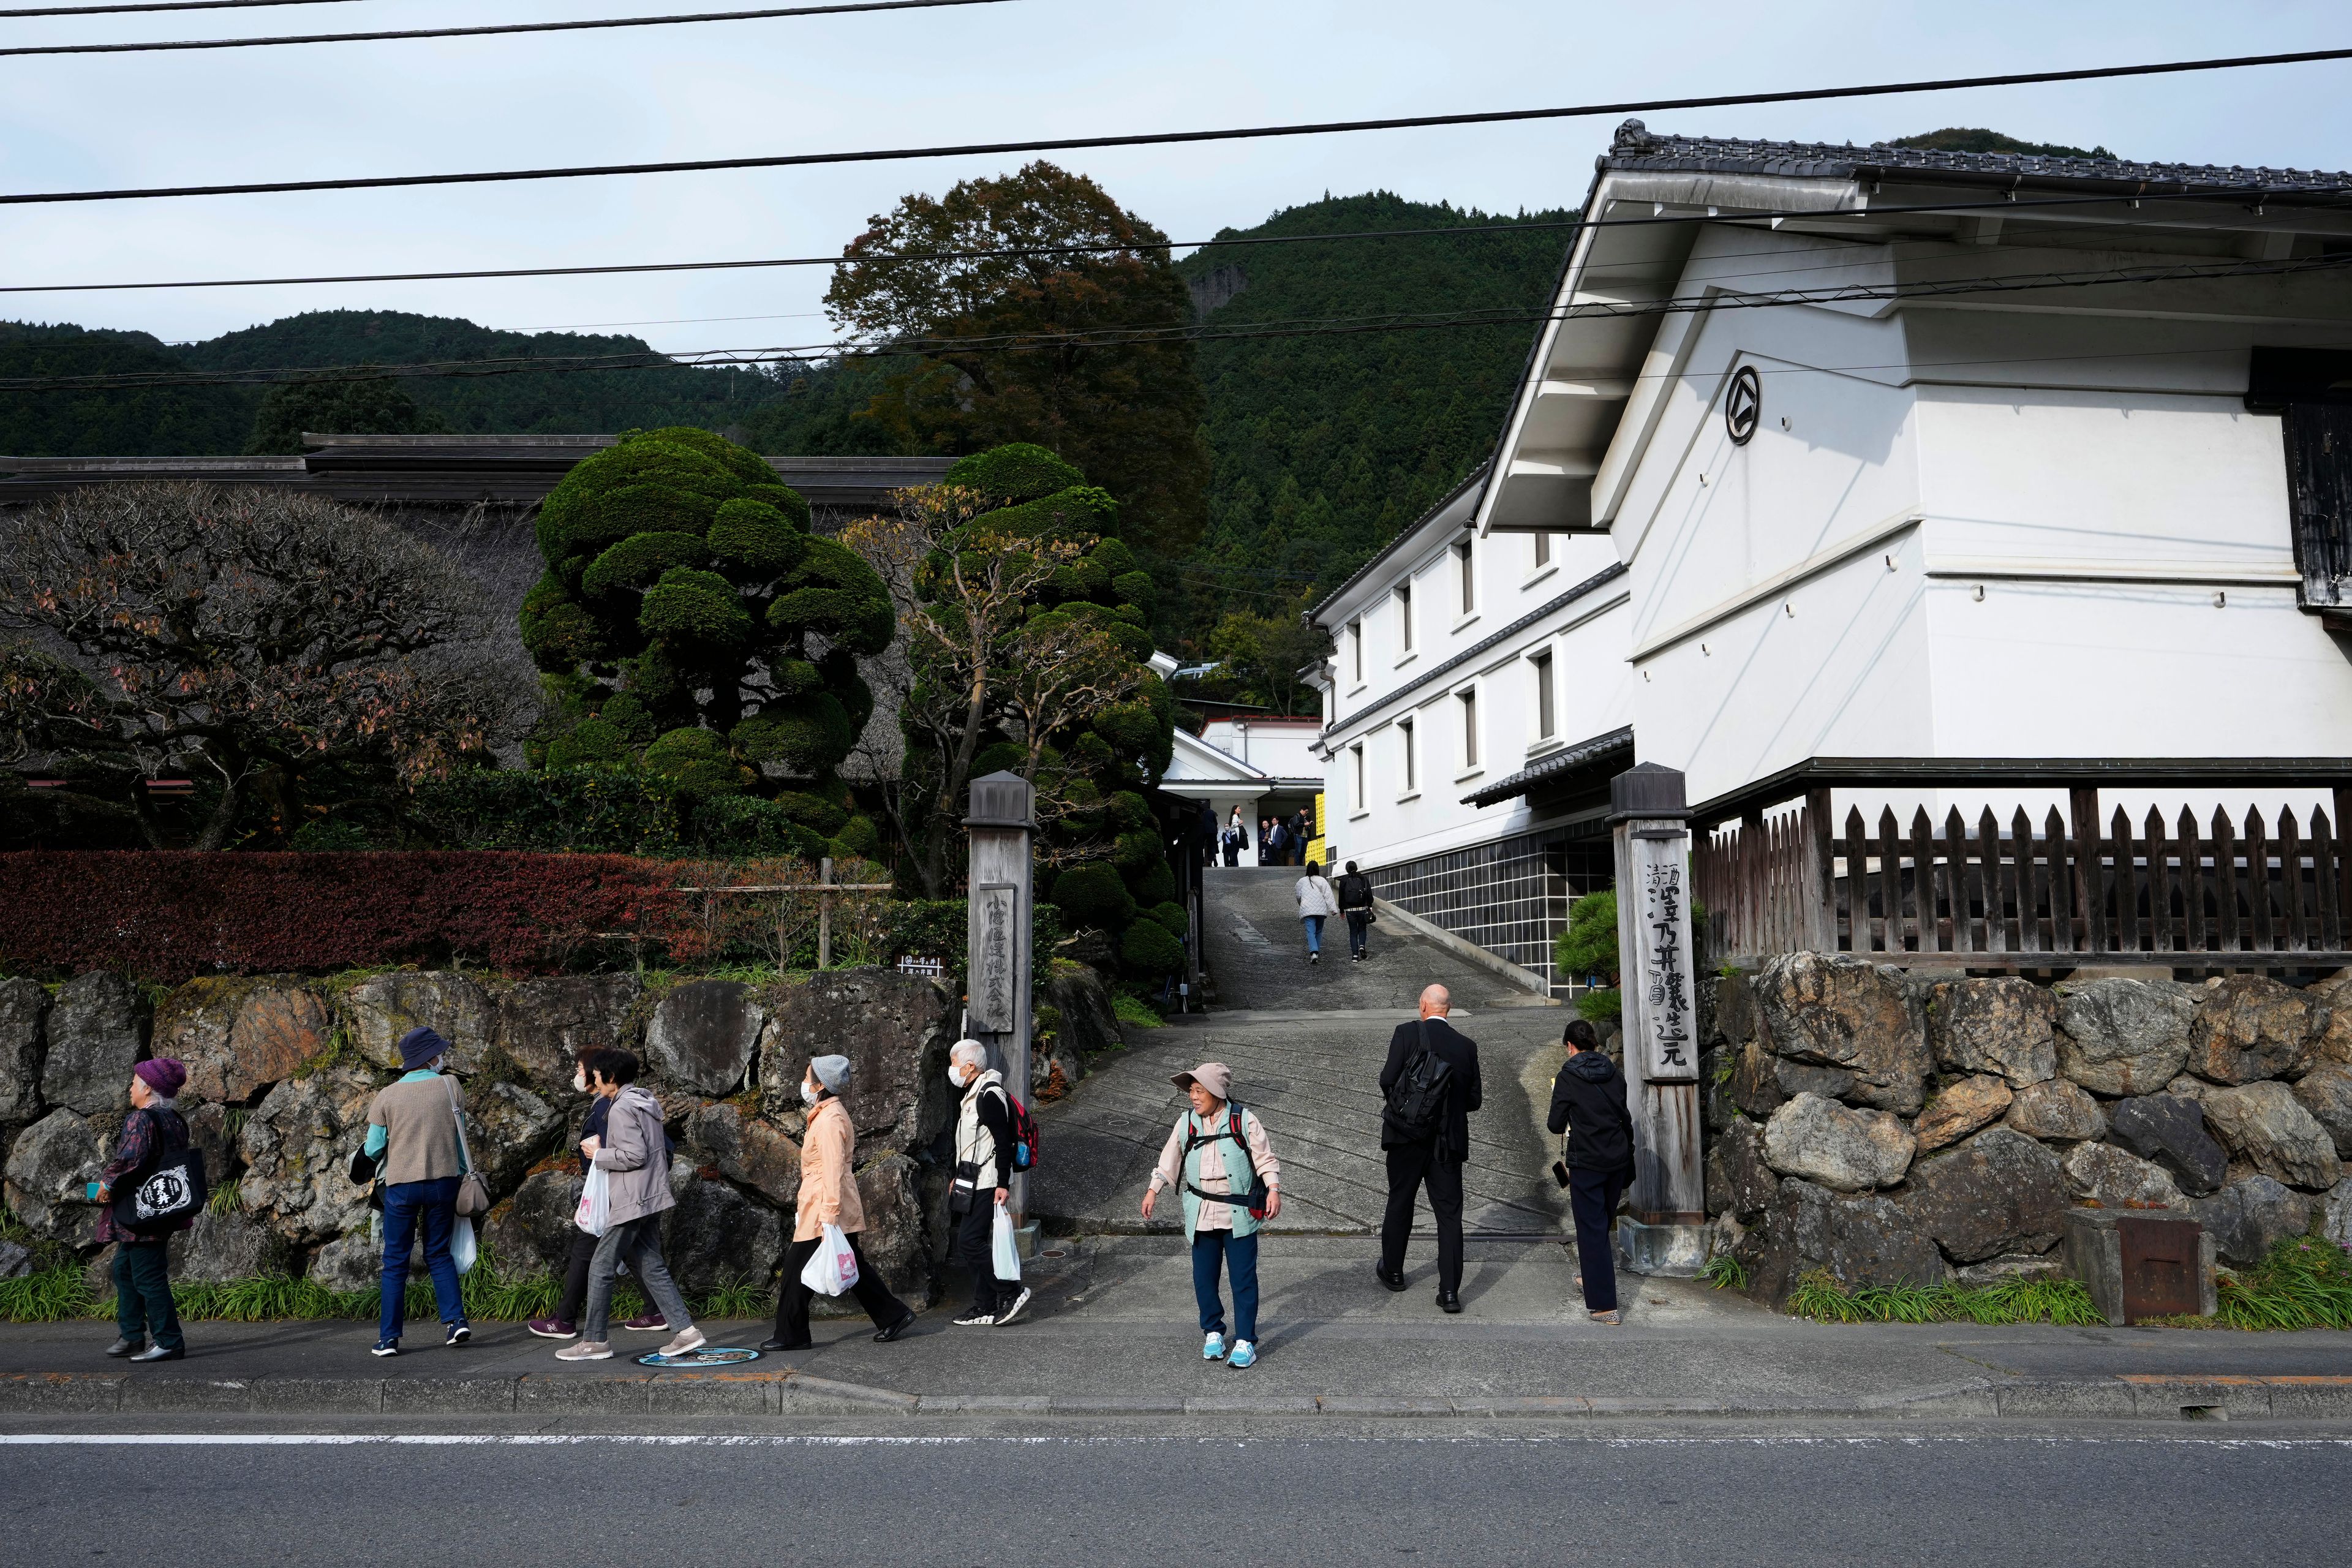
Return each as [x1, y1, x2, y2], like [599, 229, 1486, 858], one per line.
[6, 1430, 2348, 1566]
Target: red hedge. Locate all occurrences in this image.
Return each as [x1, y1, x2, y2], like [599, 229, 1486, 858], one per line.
[0, 852, 682, 981]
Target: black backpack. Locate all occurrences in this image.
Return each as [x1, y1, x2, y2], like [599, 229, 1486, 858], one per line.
[1382, 1020, 1454, 1146]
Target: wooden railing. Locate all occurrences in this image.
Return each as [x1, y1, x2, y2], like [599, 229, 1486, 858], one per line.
[1696, 791, 2352, 967]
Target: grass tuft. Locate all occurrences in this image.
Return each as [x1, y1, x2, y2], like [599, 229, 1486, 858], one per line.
[1110, 993, 1163, 1030]
[1702, 1253, 1749, 1291]
[2214, 1235, 2352, 1330]
[1787, 1268, 2103, 1326]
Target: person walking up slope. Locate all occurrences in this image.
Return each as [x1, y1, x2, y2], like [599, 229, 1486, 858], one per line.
[1377, 984, 1482, 1313]
[765, 1054, 917, 1351]
[1548, 1019, 1638, 1325]
[1335, 860, 1376, 962]
[1295, 859, 1340, 965]
[557, 1049, 704, 1363]
[1141, 1062, 1281, 1368]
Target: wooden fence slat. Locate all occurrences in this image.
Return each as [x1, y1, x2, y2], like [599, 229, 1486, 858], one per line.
[2282, 807, 2308, 952]
[2181, 805, 2207, 953]
[1973, 807, 2000, 953]
[2043, 806, 2072, 952]
[1846, 807, 1871, 956]
[1878, 808, 1903, 955]
[2107, 805, 2137, 953]
[1932, 809, 1959, 952]
[2316, 807, 2341, 952]
[2246, 807, 2273, 952]
[2075, 797, 2103, 951]
[2146, 805, 2173, 953]
[2013, 807, 2040, 952]
[2215, 806, 2242, 952]
[1905, 809, 1934, 953]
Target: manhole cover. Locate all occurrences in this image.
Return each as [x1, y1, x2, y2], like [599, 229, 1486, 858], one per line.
[1042, 1248, 1068, 1259]
[637, 1346, 763, 1368]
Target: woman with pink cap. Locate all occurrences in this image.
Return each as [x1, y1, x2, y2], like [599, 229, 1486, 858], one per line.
[1140, 1061, 1283, 1369]
[96, 1057, 195, 1362]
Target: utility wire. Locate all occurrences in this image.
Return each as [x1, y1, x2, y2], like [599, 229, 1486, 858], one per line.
[0, 0, 1010, 56]
[9, 45, 2352, 206]
[0, 186, 2315, 295]
[6, 248, 2342, 393]
[0, 1, 364, 15]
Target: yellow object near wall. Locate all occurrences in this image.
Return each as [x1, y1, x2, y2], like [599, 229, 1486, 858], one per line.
[1306, 791, 1327, 870]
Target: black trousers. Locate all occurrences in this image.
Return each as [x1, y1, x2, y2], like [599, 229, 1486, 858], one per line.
[1379, 1142, 1466, 1295]
[772, 1231, 911, 1348]
[554, 1225, 600, 1324]
[950, 1199, 1020, 1315]
[1568, 1164, 1634, 1313]
[1344, 910, 1371, 956]
[113, 1238, 181, 1351]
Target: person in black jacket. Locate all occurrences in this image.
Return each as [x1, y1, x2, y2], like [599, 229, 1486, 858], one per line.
[528, 1047, 673, 1340]
[1547, 1018, 1638, 1324]
[1335, 861, 1376, 962]
[1376, 984, 1482, 1312]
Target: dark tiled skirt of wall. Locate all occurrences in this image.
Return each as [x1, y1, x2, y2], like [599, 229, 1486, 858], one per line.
[1368, 826, 1615, 995]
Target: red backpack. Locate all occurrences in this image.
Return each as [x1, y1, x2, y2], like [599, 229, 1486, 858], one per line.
[1002, 1087, 1041, 1172]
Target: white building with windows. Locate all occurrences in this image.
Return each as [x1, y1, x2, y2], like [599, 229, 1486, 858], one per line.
[1313, 123, 2352, 990]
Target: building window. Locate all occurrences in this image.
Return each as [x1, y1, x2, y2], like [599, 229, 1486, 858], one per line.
[1348, 620, 1363, 685]
[1396, 582, 1414, 654]
[1532, 532, 1551, 568]
[1460, 688, 1479, 769]
[1351, 744, 1365, 809]
[1532, 650, 1555, 739]
[1455, 540, 1475, 616]
[1400, 718, 1416, 793]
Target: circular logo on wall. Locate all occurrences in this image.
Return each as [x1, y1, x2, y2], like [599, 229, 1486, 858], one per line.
[1725, 365, 1762, 445]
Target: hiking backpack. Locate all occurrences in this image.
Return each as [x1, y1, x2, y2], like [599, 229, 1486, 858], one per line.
[1382, 1020, 1455, 1145]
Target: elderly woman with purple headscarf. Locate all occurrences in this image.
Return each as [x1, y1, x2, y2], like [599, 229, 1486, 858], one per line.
[97, 1057, 194, 1362]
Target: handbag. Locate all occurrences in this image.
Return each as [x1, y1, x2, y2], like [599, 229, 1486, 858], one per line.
[111, 1145, 208, 1235]
[446, 1077, 492, 1218]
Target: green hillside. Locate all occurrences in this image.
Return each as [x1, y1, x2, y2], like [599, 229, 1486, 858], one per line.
[1169, 192, 1575, 638]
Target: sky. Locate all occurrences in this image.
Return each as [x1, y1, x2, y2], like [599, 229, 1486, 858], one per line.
[4, 0, 2351, 355]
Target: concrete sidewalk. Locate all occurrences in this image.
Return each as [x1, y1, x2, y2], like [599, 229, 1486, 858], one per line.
[7, 1234, 2349, 1422]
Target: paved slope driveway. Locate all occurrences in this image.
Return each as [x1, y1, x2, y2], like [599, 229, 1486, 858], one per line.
[1034, 866, 1569, 1238]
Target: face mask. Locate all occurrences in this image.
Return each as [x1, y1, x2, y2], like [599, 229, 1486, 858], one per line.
[948, 1065, 968, 1090]
[571, 1071, 587, 1094]
[800, 1080, 819, 1106]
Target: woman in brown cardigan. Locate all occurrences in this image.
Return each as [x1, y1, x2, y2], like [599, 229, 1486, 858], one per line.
[762, 1053, 918, 1352]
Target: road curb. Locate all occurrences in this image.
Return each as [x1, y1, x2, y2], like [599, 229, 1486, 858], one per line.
[4, 1371, 2348, 1422]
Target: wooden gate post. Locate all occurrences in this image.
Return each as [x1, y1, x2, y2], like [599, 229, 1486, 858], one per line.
[965, 771, 1036, 1248]
[1611, 763, 1706, 1277]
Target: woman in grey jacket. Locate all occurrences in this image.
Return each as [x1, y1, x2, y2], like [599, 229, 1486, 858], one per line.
[557, 1049, 704, 1362]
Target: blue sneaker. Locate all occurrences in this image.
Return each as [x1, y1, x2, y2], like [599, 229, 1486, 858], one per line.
[1227, 1340, 1257, 1370]
[1202, 1332, 1225, 1361]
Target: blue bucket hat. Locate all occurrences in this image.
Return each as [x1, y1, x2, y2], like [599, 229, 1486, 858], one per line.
[397, 1025, 451, 1071]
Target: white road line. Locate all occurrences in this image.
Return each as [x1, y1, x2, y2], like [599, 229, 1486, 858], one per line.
[2, 1433, 2348, 1448]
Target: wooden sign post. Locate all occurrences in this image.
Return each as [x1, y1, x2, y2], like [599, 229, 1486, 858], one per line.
[964, 771, 1036, 1247]
[1610, 763, 1706, 1276]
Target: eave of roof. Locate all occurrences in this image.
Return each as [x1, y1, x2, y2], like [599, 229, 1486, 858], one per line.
[1461, 724, 1635, 808]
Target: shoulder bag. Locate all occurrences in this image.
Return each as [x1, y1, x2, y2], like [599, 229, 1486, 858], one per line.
[446, 1077, 492, 1218]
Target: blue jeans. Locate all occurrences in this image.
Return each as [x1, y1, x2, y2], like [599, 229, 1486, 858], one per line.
[379, 1176, 464, 1345]
[1301, 915, 1324, 955]
[1191, 1227, 1259, 1343]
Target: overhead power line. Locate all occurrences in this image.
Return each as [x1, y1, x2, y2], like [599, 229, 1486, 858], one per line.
[0, 1, 364, 15]
[9, 45, 2352, 206]
[4, 248, 2341, 393]
[0, 0, 1010, 56]
[0, 185, 2309, 295]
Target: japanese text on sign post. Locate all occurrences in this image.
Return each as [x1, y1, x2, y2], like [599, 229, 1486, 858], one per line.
[971, 884, 1017, 1031]
[1633, 846, 1699, 1082]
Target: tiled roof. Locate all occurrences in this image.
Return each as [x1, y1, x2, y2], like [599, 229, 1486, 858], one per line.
[1461, 724, 1634, 808]
[1600, 119, 2352, 197]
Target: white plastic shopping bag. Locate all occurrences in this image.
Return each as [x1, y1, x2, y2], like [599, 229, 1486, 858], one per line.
[799, 1222, 860, 1296]
[450, 1216, 479, 1276]
[990, 1199, 1021, 1281]
[575, 1164, 612, 1237]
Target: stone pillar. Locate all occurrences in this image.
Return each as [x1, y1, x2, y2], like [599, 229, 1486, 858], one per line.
[965, 770, 1036, 1243]
[1610, 763, 1706, 1276]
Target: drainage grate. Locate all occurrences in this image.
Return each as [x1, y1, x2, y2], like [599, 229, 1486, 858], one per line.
[2180, 1404, 2228, 1422]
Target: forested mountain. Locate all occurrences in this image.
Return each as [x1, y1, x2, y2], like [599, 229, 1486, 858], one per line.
[1167, 192, 1576, 639]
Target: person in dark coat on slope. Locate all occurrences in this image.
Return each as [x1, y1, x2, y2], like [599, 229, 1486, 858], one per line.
[1376, 984, 1482, 1312]
[1547, 1018, 1638, 1324]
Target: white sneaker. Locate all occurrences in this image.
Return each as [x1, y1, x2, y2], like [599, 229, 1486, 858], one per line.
[657, 1327, 707, 1358]
[994, 1287, 1033, 1327]
[1203, 1331, 1226, 1361]
[952, 1310, 997, 1327]
[556, 1340, 613, 1362]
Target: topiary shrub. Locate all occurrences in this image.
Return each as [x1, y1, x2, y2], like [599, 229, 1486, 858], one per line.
[523, 426, 890, 794]
[1054, 862, 1137, 931]
[1120, 917, 1184, 976]
[1129, 860, 1175, 907]
[1148, 900, 1188, 937]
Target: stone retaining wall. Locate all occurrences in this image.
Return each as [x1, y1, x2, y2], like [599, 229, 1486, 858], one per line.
[0, 962, 1121, 1303]
[1704, 956, 2352, 1302]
